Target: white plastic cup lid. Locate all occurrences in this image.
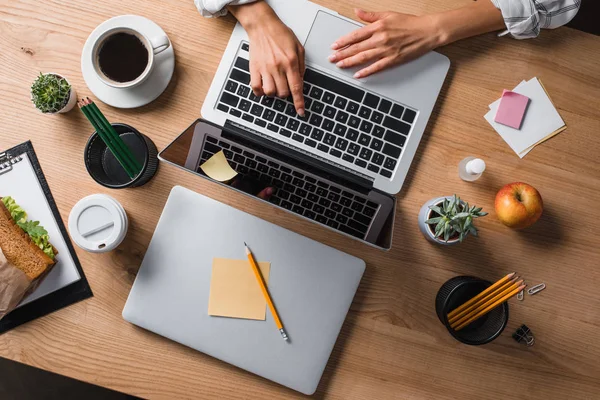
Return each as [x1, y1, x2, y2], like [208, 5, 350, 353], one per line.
[466, 159, 486, 175]
[68, 194, 128, 253]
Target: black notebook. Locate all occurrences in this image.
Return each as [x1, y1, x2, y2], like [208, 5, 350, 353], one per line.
[0, 141, 92, 333]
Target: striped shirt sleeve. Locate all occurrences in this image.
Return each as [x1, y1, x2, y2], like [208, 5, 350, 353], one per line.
[490, 0, 581, 39]
[194, 0, 258, 18]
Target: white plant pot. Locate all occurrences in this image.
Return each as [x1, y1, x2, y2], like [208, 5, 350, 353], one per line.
[418, 196, 461, 246]
[32, 73, 77, 114]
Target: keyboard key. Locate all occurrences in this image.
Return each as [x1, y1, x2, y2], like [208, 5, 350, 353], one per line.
[223, 150, 233, 158]
[328, 192, 340, 202]
[257, 163, 269, 173]
[301, 199, 312, 208]
[324, 209, 335, 219]
[336, 214, 348, 224]
[280, 128, 292, 138]
[342, 153, 355, 163]
[309, 86, 323, 99]
[334, 97, 348, 109]
[348, 219, 368, 234]
[346, 101, 360, 114]
[355, 213, 372, 227]
[225, 80, 238, 93]
[281, 173, 292, 183]
[373, 125, 385, 138]
[284, 183, 296, 192]
[330, 149, 342, 158]
[324, 133, 336, 146]
[342, 207, 354, 217]
[274, 99, 286, 112]
[239, 99, 251, 112]
[205, 142, 221, 154]
[217, 103, 229, 113]
[304, 182, 316, 192]
[256, 156, 267, 163]
[382, 143, 402, 158]
[322, 119, 335, 132]
[339, 224, 364, 239]
[309, 113, 323, 127]
[378, 99, 392, 113]
[384, 157, 397, 170]
[263, 109, 276, 121]
[304, 98, 313, 110]
[245, 158, 257, 169]
[324, 106, 336, 119]
[367, 164, 380, 173]
[230, 68, 250, 85]
[359, 106, 371, 119]
[267, 123, 279, 133]
[299, 123, 312, 136]
[359, 147, 373, 161]
[308, 193, 319, 202]
[391, 104, 405, 119]
[334, 124, 347, 137]
[220, 92, 239, 107]
[303, 210, 316, 220]
[305, 139, 317, 148]
[287, 119, 300, 131]
[261, 97, 275, 107]
[206, 136, 218, 144]
[354, 197, 366, 204]
[250, 104, 264, 117]
[316, 188, 328, 198]
[303, 82, 311, 95]
[292, 205, 304, 214]
[317, 144, 330, 153]
[331, 203, 342, 212]
[255, 119, 267, 127]
[363, 207, 376, 218]
[237, 85, 251, 98]
[249, 92, 261, 102]
[322, 92, 335, 104]
[349, 116, 360, 128]
[348, 143, 360, 156]
[367, 201, 378, 209]
[311, 128, 324, 141]
[372, 152, 385, 166]
[330, 186, 341, 193]
[230, 108, 242, 118]
[346, 129, 359, 141]
[383, 116, 411, 135]
[403, 108, 417, 124]
[278, 191, 290, 200]
[358, 134, 371, 147]
[360, 120, 373, 133]
[296, 188, 308, 197]
[364, 93, 380, 108]
[314, 206, 326, 215]
[304, 68, 365, 102]
[235, 57, 249, 71]
[275, 113, 288, 126]
[285, 103, 296, 116]
[320, 197, 332, 207]
[335, 137, 349, 151]
[326, 219, 339, 229]
[384, 130, 407, 147]
[381, 169, 392, 178]
[335, 110, 349, 124]
[371, 111, 383, 124]
[290, 194, 301, 204]
[341, 197, 352, 207]
[292, 133, 304, 143]
[311, 101, 324, 114]
[306, 176, 316, 183]
[370, 139, 383, 152]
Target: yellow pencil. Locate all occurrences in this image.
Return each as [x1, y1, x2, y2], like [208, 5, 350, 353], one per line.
[244, 242, 288, 341]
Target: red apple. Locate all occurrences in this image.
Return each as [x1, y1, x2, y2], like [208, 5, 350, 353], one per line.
[495, 182, 543, 229]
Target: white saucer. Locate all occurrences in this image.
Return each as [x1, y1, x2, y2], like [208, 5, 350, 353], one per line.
[81, 15, 175, 109]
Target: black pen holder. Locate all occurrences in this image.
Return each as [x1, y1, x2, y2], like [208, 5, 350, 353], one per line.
[84, 123, 158, 189]
[435, 276, 509, 345]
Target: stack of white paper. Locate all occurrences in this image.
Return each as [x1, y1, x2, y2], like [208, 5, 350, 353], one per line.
[484, 77, 566, 158]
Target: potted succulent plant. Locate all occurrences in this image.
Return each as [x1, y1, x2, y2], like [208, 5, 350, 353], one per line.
[418, 195, 487, 245]
[30, 72, 77, 114]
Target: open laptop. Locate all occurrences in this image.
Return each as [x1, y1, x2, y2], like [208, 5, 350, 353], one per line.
[161, 0, 449, 249]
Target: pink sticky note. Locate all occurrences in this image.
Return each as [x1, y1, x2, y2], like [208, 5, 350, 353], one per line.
[494, 90, 530, 129]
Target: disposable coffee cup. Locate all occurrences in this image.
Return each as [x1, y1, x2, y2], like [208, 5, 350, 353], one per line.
[84, 123, 158, 189]
[435, 276, 509, 345]
[69, 194, 128, 253]
[92, 26, 170, 89]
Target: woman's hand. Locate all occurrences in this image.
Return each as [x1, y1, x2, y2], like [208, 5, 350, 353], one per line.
[329, 9, 444, 79]
[228, 2, 306, 116]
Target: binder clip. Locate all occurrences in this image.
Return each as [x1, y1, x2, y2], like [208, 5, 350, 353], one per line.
[0, 152, 20, 176]
[513, 324, 535, 347]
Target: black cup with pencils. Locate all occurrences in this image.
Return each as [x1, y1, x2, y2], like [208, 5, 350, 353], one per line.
[79, 98, 158, 188]
[436, 273, 525, 345]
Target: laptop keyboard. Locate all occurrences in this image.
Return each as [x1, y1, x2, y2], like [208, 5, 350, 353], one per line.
[198, 135, 381, 240]
[216, 46, 417, 180]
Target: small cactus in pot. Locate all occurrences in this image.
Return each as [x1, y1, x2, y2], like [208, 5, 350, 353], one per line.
[30, 73, 77, 114]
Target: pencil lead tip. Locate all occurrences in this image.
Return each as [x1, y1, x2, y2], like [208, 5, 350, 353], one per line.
[244, 242, 247, 247]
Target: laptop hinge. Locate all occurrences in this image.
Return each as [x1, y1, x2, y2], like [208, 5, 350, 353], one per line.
[223, 120, 374, 192]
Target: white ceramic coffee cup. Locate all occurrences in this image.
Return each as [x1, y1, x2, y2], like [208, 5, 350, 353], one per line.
[92, 27, 170, 89]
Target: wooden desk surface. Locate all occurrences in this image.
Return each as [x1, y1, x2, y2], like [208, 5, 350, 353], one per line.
[1, 0, 599, 398]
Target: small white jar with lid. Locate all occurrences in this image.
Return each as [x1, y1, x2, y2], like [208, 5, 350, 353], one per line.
[68, 194, 128, 253]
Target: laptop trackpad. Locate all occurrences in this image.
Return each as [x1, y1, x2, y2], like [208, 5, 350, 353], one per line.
[304, 11, 362, 79]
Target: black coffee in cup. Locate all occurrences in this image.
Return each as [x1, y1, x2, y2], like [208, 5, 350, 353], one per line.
[98, 32, 149, 83]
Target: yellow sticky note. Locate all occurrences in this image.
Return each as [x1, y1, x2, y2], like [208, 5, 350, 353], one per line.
[200, 151, 238, 182]
[208, 258, 271, 320]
